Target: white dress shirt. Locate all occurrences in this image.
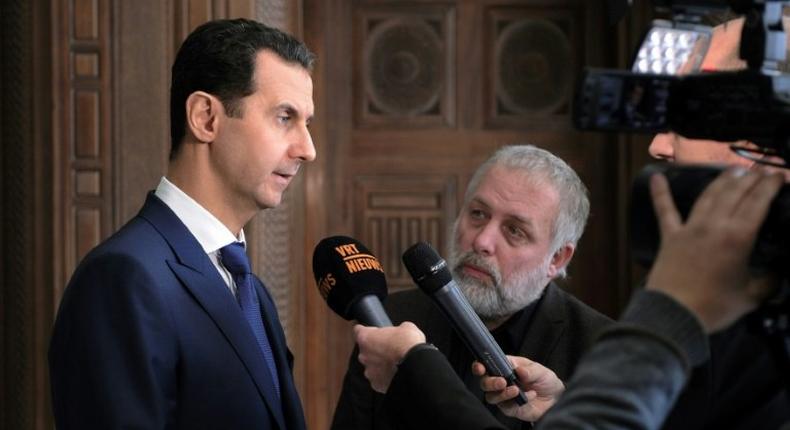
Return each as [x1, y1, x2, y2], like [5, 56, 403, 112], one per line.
[154, 176, 245, 296]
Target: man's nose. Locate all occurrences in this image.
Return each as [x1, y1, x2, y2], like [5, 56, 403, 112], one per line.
[649, 132, 675, 161]
[293, 126, 316, 162]
[471, 223, 498, 257]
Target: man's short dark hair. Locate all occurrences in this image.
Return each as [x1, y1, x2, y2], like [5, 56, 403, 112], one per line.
[702, 10, 742, 27]
[169, 18, 315, 159]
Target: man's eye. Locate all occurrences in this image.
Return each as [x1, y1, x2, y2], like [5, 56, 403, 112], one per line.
[278, 115, 291, 124]
[505, 225, 526, 240]
[469, 209, 486, 219]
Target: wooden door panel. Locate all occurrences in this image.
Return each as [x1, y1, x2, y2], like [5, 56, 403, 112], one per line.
[353, 3, 456, 128]
[353, 174, 458, 291]
[484, 4, 582, 129]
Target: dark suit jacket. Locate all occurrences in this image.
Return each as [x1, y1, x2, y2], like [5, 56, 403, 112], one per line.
[331, 283, 612, 430]
[49, 194, 305, 430]
[385, 347, 508, 430]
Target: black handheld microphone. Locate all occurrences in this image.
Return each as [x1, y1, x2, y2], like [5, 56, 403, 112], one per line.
[312, 236, 393, 327]
[402, 242, 528, 406]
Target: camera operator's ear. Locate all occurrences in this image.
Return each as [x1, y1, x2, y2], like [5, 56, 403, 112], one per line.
[702, 17, 746, 71]
[185, 91, 222, 143]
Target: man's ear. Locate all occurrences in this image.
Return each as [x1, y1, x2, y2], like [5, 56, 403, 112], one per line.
[185, 91, 222, 143]
[547, 243, 575, 278]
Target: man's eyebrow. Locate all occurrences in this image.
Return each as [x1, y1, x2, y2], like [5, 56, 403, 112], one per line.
[508, 214, 535, 231]
[276, 102, 314, 122]
[469, 197, 535, 229]
[469, 197, 490, 210]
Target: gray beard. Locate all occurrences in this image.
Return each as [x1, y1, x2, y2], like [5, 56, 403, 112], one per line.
[447, 242, 550, 323]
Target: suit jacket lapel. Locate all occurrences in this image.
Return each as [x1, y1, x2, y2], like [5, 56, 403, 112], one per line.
[253, 278, 306, 430]
[138, 194, 287, 429]
[518, 283, 567, 368]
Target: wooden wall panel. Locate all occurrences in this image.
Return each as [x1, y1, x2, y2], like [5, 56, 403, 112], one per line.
[74, 170, 101, 196]
[354, 4, 456, 128]
[55, 0, 113, 302]
[257, 0, 299, 33]
[174, 0, 256, 51]
[114, 0, 171, 225]
[354, 175, 457, 290]
[485, 4, 581, 128]
[245, 3, 311, 422]
[73, 90, 99, 157]
[302, 1, 340, 428]
[73, 0, 98, 40]
[1, 1, 56, 429]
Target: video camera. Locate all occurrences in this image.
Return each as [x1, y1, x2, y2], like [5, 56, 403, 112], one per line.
[577, 0, 790, 160]
[574, 0, 790, 269]
[573, 0, 789, 375]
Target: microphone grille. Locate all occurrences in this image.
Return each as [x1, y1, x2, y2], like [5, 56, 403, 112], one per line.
[401, 242, 452, 294]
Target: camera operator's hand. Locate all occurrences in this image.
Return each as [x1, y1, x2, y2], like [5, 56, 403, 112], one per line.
[354, 322, 426, 393]
[473, 356, 564, 423]
[645, 167, 783, 333]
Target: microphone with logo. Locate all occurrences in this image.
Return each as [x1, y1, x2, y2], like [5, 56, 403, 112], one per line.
[312, 236, 393, 327]
[402, 241, 528, 405]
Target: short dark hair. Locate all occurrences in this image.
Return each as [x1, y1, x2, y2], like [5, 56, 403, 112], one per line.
[702, 10, 742, 27]
[169, 18, 315, 159]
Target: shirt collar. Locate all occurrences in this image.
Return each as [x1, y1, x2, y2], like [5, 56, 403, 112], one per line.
[491, 287, 545, 354]
[154, 177, 245, 254]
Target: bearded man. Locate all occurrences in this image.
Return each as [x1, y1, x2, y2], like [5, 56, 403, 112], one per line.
[331, 145, 612, 430]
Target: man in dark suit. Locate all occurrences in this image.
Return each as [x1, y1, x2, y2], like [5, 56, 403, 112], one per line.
[49, 19, 315, 429]
[332, 145, 612, 430]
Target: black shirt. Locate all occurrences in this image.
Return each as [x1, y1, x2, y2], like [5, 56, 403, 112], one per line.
[446, 291, 544, 430]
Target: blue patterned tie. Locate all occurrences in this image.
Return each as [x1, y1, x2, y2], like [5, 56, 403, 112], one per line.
[220, 242, 281, 399]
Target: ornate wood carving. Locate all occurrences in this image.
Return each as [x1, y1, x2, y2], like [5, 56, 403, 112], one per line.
[486, 4, 581, 129]
[496, 20, 572, 114]
[353, 175, 457, 291]
[354, 4, 456, 128]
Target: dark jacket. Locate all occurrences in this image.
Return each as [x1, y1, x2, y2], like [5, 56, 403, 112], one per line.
[331, 283, 613, 430]
[49, 194, 305, 430]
